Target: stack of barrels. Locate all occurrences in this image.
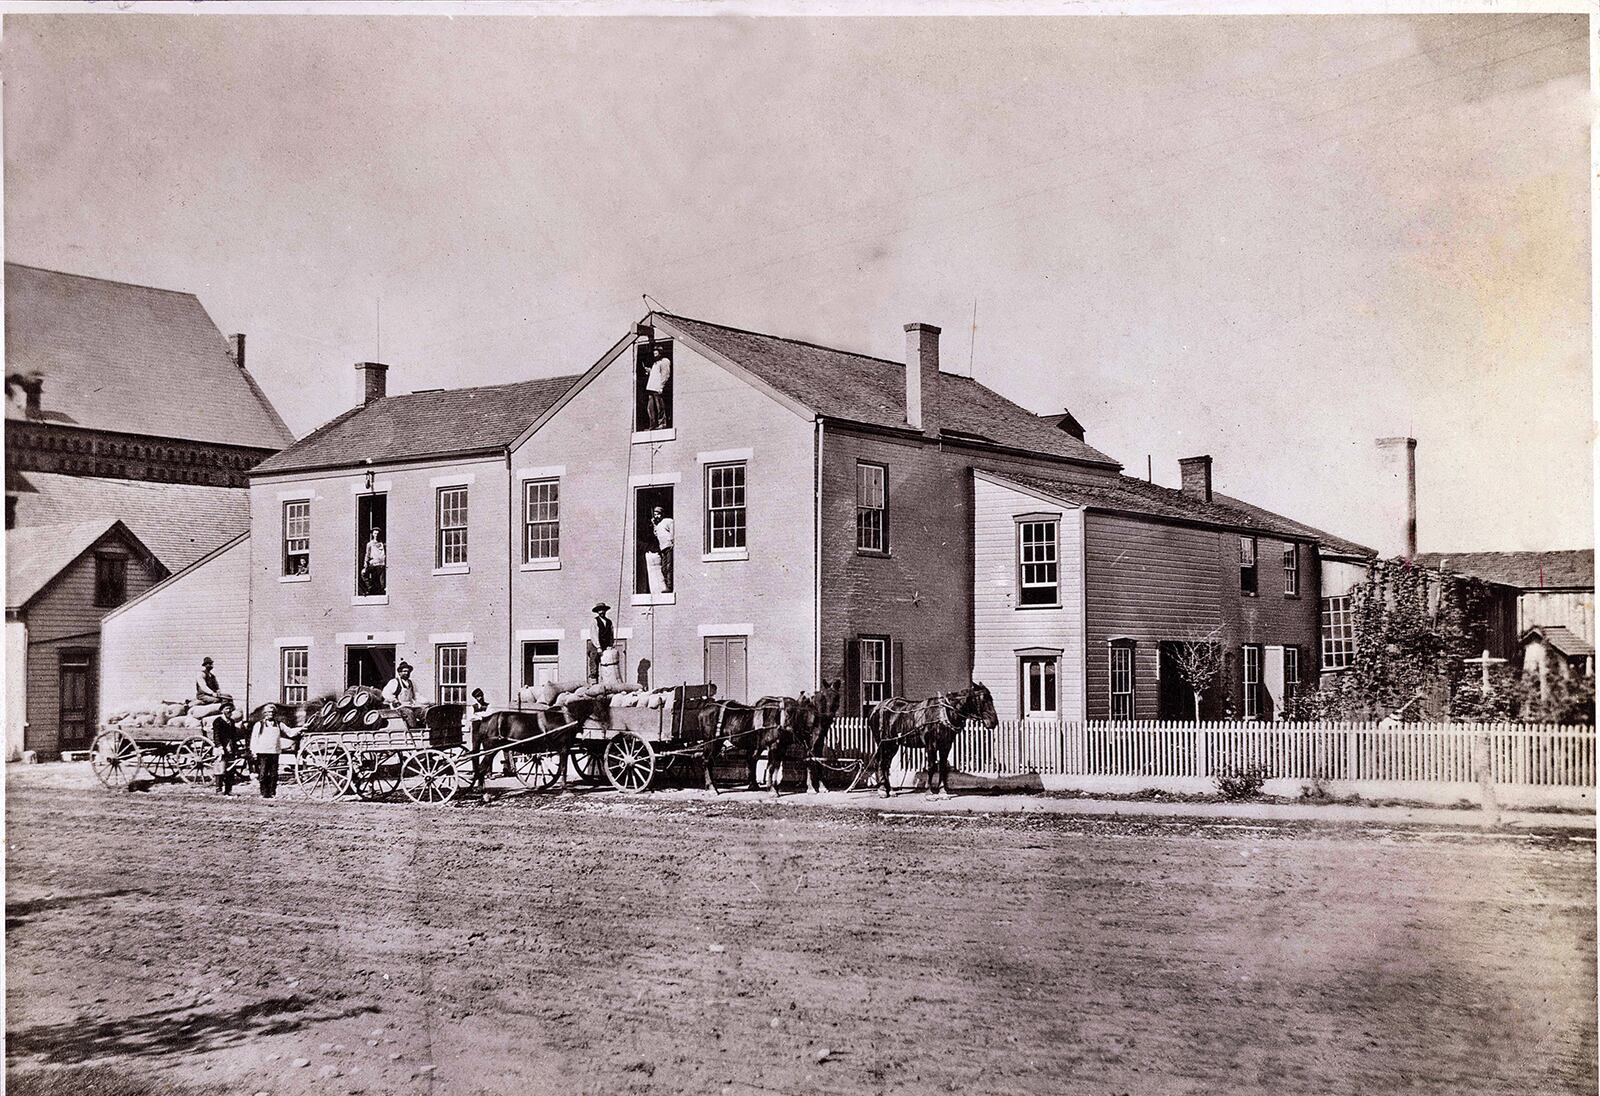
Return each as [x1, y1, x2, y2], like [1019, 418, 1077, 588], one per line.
[300, 686, 396, 733]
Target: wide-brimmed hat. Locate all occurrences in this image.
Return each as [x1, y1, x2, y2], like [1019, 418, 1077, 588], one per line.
[397, 661, 413, 672]
[201, 657, 214, 667]
[592, 602, 610, 613]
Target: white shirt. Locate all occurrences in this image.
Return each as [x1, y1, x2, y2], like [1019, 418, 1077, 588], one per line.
[365, 539, 387, 567]
[646, 357, 671, 394]
[653, 517, 674, 551]
[383, 676, 417, 705]
[250, 720, 286, 755]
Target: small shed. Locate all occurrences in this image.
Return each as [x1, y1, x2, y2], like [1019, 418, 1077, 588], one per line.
[1521, 624, 1594, 694]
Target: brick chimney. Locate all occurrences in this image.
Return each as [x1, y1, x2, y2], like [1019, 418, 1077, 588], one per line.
[1178, 455, 1213, 502]
[903, 323, 941, 438]
[356, 361, 389, 404]
[1376, 436, 1417, 561]
[226, 333, 246, 369]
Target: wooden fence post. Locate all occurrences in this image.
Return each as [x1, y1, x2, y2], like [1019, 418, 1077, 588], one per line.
[1473, 726, 1500, 827]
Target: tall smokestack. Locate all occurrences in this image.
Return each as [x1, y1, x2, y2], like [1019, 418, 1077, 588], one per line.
[1376, 436, 1417, 561]
[903, 323, 941, 439]
[355, 361, 389, 405]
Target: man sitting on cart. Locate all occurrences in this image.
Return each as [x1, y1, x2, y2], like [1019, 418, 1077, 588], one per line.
[193, 657, 235, 719]
[382, 661, 422, 727]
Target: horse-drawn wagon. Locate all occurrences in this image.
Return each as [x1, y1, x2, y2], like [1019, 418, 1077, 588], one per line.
[90, 724, 220, 789]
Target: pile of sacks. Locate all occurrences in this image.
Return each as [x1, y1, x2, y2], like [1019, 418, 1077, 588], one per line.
[103, 699, 230, 733]
[514, 681, 672, 710]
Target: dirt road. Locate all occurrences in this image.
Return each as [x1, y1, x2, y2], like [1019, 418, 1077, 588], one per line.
[6, 765, 1596, 1095]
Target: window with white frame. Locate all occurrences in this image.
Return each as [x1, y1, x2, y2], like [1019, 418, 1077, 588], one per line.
[1020, 655, 1058, 718]
[523, 479, 560, 562]
[1242, 644, 1262, 719]
[856, 462, 888, 554]
[1018, 520, 1060, 607]
[281, 647, 308, 704]
[1284, 645, 1301, 704]
[1240, 536, 1258, 596]
[860, 636, 889, 715]
[521, 641, 559, 688]
[1282, 543, 1299, 596]
[436, 486, 468, 568]
[1322, 595, 1356, 670]
[705, 462, 747, 552]
[436, 644, 468, 704]
[1109, 641, 1135, 720]
[283, 500, 310, 576]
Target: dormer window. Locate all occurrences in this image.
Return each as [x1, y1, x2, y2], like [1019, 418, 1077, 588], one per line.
[634, 340, 674, 433]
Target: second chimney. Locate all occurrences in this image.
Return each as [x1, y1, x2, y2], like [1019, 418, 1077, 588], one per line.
[1376, 436, 1418, 561]
[1179, 455, 1213, 502]
[356, 361, 389, 404]
[903, 322, 941, 438]
[227, 333, 246, 370]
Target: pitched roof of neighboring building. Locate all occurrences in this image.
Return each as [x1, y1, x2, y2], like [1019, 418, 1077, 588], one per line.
[4, 263, 294, 450]
[5, 520, 157, 610]
[250, 374, 582, 476]
[984, 468, 1376, 554]
[9, 471, 251, 572]
[1412, 550, 1593, 591]
[657, 314, 1121, 467]
[1522, 624, 1594, 658]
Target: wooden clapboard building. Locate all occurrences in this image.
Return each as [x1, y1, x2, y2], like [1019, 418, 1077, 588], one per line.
[5, 263, 293, 757]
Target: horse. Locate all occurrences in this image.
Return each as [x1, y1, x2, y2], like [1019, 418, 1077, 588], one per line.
[466, 697, 606, 791]
[798, 679, 843, 794]
[849, 682, 998, 798]
[695, 696, 802, 796]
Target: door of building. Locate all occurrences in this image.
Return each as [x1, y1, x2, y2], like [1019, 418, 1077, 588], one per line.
[1157, 642, 1191, 721]
[58, 648, 97, 753]
[345, 645, 398, 690]
[703, 636, 748, 704]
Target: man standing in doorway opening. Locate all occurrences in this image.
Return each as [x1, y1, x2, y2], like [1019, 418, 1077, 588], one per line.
[651, 506, 674, 593]
[362, 527, 387, 595]
[588, 603, 614, 683]
[642, 344, 671, 430]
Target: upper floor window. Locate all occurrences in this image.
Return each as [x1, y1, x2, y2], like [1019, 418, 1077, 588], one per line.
[704, 462, 747, 552]
[1018, 519, 1060, 607]
[636, 487, 675, 595]
[436, 643, 468, 704]
[1242, 644, 1262, 719]
[356, 493, 387, 596]
[282, 500, 310, 576]
[1109, 640, 1136, 721]
[1283, 543, 1299, 597]
[437, 486, 469, 568]
[635, 340, 674, 432]
[281, 647, 309, 704]
[1322, 595, 1356, 670]
[93, 552, 128, 608]
[856, 462, 888, 554]
[1239, 536, 1258, 596]
[524, 479, 560, 562]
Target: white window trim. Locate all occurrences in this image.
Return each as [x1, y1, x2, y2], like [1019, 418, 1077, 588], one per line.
[1017, 516, 1062, 610]
[1019, 653, 1061, 719]
[631, 428, 675, 444]
[349, 480, 393, 494]
[434, 564, 470, 576]
[517, 628, 566, 643]
[520, 559, 561, 572]
[350, 595, 389, 607]
[521, 477, 561, 565]
[701, 549, 750, 563]
[430, 472, 476, 488]
[696, 447, 753, 465]
[279, 574, 312, 584]
[697, 622, 753, 637]
[276, 489, 315, 501]
[1243, 644, 1262, 720]
[337, 631, 405, 645]
[516, 465, 566, 481]
[628, 471, 681, 488]
[429, 632, 474, 645]
[631, 593, 676, 606]
[275, 636, 314, 648]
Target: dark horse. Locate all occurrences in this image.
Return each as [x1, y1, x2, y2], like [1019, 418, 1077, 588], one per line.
[467, 697, 607, 791]
[849, 682, 998, 798]
[798, 679, 843, 794]
[696, 696, 803, 796]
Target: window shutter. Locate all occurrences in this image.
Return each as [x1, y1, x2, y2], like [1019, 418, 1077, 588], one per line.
[843, 639, 860, 716]
[891, 641, 906, 699]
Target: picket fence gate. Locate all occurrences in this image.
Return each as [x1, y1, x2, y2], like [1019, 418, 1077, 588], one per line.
[824, 719, 1595, 788]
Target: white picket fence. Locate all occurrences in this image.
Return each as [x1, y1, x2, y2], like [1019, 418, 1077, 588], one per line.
[825, 719, 1595, 789]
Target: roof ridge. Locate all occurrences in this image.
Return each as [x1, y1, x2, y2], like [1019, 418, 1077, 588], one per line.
[4, 261, 202, 300]
[659, 312, 908, 371]
[381, 372, 586, 402]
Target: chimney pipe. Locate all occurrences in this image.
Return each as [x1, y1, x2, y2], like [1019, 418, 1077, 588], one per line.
[903, 323, 941, 438]
[1377, 436, 1417, 561]
[23, 375, 42, 420]
[227, 333, 246, 370]
[355, 361, 389, 405]
[1178, 455, 1213, 502]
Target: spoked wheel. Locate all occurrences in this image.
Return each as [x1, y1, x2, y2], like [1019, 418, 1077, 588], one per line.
[145, 745, 182, 781]
[603, 733, 656, 793]
[175, 738, 219, 785]
[297, 741, 355, 800]
[90, 729, 142, 789]
[510, 749, 564, 791]
[400, 749, 459, 804]
[571, 745, 603, 784]
[356, 752, 404, 800]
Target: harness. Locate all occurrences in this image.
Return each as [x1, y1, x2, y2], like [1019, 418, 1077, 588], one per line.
[871, 693, 962, 744]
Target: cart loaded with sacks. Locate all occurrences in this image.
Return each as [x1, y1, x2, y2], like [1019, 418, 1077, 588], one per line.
[89, 700, 232, 789]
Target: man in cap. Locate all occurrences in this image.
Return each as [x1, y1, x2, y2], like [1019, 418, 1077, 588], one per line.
[382, 660, 421, 727]
[587, 603, 615, 683]
[192, 657, 234, 719]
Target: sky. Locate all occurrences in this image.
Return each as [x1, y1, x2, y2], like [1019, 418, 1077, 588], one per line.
[3, 11, 1590, 554]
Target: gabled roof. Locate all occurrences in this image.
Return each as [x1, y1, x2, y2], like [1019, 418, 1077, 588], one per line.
[9, 471, 251, 572]
[102, 531, 249, 623]
[6, 520, 160, 611]
[1522, 625, 1594, 658]
[983, 468, 1374, 554]
[1413, 550, 1593, 591]
[657, 314, 1121, 467]
[251, 374, 582, 476]
[5, 263, 294, 450]
[1209, 492, 1375, 559]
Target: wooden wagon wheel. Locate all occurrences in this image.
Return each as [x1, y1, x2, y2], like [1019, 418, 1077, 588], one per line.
[145, 744, 182, 781]
[510, 749, 564, 791]
[356, 751, 403, 800]
[400, 749, 459, 804]
[297, 741, 354, 799]
[175, 737, 219, 785]
[90, 729, 142, 789]
[603, 732, 656, 793]
[571, 744, 604, 784]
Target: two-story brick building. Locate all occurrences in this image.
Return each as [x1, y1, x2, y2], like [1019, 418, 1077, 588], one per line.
[235, 310, 1363, 727]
